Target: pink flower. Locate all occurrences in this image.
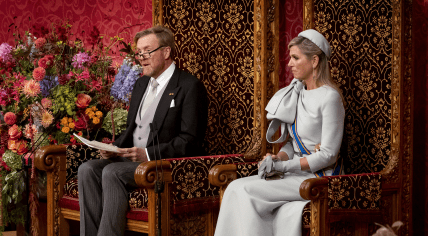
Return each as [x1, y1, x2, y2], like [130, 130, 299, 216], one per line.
[72, 52, 90, 69]
[35, 38, 47, 49]
[33, 67, 46, 81]
[24, 124, 38, 139]
[4, 112, 17, 125]
[0, 43, 14, 63]
[23, 80, 41, 98]
[41, 98, 53, 109]
[76, 94, 91, 109]
[8, 124, 22, 140]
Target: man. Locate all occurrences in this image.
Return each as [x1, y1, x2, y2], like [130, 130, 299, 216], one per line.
[78, 25, 208, 236]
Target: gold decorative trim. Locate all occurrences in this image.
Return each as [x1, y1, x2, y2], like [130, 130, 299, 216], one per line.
[303, 0, 314, 30]
[266, 0, 280, 154]
[248, 0, 266, 159]
[152, 0, 163, 26]
[382, 0, 401, 184]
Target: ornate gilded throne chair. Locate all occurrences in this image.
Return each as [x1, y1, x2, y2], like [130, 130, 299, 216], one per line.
[209, 0, 413, 235]
[35, 144, 248, 236]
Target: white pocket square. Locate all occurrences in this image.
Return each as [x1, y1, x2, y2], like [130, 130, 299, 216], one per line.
[170, 99, 175, 108]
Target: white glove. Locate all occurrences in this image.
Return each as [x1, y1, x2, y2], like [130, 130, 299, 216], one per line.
[272, 157, 301, 173]
[258, 155, 275, 179]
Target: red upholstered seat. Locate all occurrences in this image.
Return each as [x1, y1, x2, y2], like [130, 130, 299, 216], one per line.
[59, 178, 149, 221]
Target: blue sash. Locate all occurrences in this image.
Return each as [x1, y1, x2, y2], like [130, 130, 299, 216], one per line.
[291, 119, 342, 177]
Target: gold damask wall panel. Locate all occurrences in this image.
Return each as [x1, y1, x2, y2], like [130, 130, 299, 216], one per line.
[162, 0, 254, 155]
[313, 0, 392, 174]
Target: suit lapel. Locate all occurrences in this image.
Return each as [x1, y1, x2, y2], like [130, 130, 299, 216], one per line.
[128, 77, 150, 126]
[147, 68, 181, 145]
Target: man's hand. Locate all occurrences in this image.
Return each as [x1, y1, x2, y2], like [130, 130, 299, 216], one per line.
[100, 149, 117, 159]
[117, 147, 148, 162]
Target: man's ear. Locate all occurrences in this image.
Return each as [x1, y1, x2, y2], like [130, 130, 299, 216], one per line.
[163, 47, 171, 60]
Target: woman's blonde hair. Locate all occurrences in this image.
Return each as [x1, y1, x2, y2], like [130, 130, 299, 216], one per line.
[288, 36, 341, 95]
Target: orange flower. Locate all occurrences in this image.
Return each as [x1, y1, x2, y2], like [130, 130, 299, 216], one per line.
[61, 127, 70, 133]
[61, 117, 69, 125]
[68, 122, 75, 129]
[41, 111, 54, 128]
[34, 38, 47, 49]
[92, 117, 100, 125]
[15, 140, 28, 155]
[8, 124, 22, 140]
[23, 80, 41, 97]
[7, 140, 17, 150]
[76, 94, 91, 109]
[95, 111, 103, 117]
[32, 67, 46, 81]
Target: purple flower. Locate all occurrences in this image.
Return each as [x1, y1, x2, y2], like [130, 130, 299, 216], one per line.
[111, 59, 132, 100]
[118, 65, 142, 102]
[40, 76, 59, 97]
[0, 43, 14, 63]
[71, 52, 91, 69]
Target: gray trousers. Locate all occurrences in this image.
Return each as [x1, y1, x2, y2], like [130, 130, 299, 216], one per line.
[77, 157, 141, 236]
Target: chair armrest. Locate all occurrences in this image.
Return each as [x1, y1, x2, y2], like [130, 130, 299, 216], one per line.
[299, 177, 329, 201]
[134, 160, 172, 189]
[35, 144, 67, 172]
[208, 164, 238, 187]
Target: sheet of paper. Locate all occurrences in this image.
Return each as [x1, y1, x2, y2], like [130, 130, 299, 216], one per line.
[73, 133, 121, 153]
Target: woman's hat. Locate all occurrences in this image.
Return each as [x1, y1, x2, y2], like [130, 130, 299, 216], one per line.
[298, 29, 331, 59]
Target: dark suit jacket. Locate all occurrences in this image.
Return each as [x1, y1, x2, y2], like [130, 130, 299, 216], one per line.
[113, 67, 208, 159]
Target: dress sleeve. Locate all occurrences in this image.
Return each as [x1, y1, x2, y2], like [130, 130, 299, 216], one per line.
[279, 136, 295, 160]
[305, 90, 345, 172]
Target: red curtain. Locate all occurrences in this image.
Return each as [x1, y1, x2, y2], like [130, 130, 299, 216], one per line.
[0, 0, 152, 62]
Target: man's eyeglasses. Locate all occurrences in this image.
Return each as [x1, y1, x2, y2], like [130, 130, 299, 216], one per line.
[135, 46, 165, 59]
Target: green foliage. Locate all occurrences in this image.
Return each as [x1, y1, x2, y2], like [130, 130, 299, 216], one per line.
[52, 85, 77, 116]
[102, 108, 128, 135]
[2, 150, 22, 171]
[1, 170, 26, 226]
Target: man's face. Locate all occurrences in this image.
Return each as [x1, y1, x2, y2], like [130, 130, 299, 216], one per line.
[136, 34, 168, 79]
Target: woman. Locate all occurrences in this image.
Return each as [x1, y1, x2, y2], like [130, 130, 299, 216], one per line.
[214, 29, 345, 236]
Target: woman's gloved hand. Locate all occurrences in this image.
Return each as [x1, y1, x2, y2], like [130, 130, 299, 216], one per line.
[258, 155, 275, 179]
[272, 157, 302, 173]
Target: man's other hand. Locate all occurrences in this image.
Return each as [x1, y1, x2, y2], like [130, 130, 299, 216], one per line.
[117, 147, 149, 162]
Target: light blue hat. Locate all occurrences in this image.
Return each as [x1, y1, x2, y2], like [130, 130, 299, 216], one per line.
[298, 29, 331, 59]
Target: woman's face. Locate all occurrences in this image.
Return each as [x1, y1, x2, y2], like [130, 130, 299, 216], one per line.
[288, 45, 313, 81]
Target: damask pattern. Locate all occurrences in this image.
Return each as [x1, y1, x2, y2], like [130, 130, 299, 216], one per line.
[314, 0, 392, 174]
[169, 154, 245, 213]
[236, 162, 258, 178]
[0, 0, 152, 63]
[162, 0, 254, 155]
[279, 0, 303, 88]
[66, 144, 101, 182]
[327, 173, 381, 210]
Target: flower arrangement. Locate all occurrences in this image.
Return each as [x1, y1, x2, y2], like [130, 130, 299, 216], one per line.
[0, 20, 143, 235]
